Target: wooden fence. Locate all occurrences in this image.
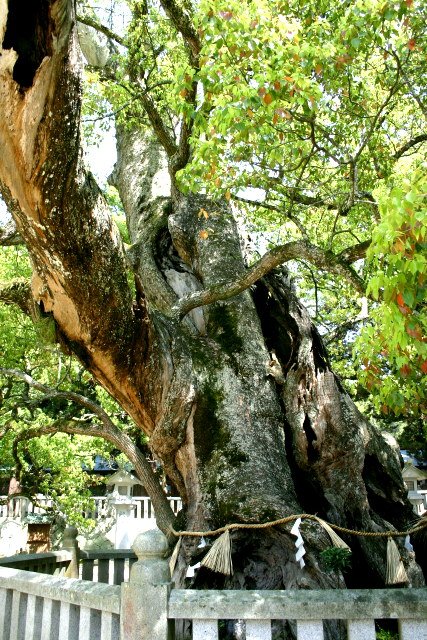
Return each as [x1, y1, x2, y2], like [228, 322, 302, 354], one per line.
[0, 528, 426, 640]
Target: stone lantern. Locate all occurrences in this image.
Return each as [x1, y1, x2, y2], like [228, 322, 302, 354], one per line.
[105, 469, 142, 549]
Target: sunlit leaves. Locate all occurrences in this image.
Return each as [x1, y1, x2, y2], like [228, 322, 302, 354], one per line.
[0, 247, 128, 527]
[174, 0, 425, 211]
[355, 168, 427, 417]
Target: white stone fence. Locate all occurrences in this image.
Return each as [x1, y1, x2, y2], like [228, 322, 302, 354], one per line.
[0, 528, 426, 640]
[0, 495, 183, 521]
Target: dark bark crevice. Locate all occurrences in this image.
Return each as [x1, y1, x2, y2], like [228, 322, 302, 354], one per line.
[251, 269, 425, 588]
[2, 0, 53, 89]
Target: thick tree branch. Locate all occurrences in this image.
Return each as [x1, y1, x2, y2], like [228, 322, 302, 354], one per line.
[394, 134, 427, 160]
[173, 241, 366, 318]
[338, 240, 372, 264]
[159, 0, 200, 66]
[13, 420, 176, 537]
[77, 14, 125, 47]
[1, 368, 176, 536]
[155, 0, 199, 171]
[139, 92, 178, 158]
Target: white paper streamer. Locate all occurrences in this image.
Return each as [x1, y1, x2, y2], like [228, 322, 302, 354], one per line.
[290, 517, 306, 568]
[198, 537, 207, 548]
[186, 562, 200, 578]
[404, 535, 413, 553]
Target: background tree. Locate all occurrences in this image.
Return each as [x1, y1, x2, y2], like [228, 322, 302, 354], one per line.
[0, 0, 426, 616]
[0, 243, 166, 528]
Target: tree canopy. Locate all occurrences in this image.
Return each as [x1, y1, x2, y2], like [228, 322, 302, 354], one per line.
[59, 0, 427, 442]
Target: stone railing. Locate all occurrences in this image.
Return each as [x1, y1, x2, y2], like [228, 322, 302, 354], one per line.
[0, 495, 53, 519]
[0, 566, 120, 640]
[0, 527, 136, 585]
[0, 550, 71, 575]
[0, 527, 426, 640]
[84, 495, 182, 520]
[0, 495, 183, 521]
[80, 549, 137, 584]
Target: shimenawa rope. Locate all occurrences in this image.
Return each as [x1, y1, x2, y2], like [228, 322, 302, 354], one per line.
[169, 513, 427, 582]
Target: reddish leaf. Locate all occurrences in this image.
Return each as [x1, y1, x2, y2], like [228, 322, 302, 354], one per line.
[406, 324, 422, 340]
[400, 364, 411, 377]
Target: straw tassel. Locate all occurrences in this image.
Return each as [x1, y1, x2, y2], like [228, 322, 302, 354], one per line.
[200, 530, 233, 575]
[169, 536, 182, 575]
[386, 537, 408, 585]
[315, 517, 350, 549]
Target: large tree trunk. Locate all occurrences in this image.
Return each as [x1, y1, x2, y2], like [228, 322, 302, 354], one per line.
[0, 4, 424, 636]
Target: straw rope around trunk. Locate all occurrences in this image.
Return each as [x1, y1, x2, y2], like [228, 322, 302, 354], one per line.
[169, 513, 427, 581]
[170, 512, 427, 539]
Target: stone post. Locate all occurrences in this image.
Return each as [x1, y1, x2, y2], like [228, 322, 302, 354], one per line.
[120, 528, 173, 640]
[62, 525, 80, 578]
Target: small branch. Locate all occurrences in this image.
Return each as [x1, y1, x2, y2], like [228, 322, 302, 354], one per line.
[338, 240, 371, 264]
[158, 0, 200, 66]
[232, 194, 309, 239]
[324, 317, 367, 346]
[1, 368, 177, 537]
[82, 100, 135, 123]
[174, 241, 366, 318]
[388, 48, 427, 119]
[77, 14, 126, 47]
[354, 66, 402, 163]
[0, 368, 112, 422]
[394, 134, 427, 160]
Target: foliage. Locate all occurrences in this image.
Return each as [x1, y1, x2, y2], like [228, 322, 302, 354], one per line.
[160, 0, 426, 431]
[355, 168, 427, 419]
[0, 246, 129, 528]
[375, 628, 399, 640]
[319, 547, 352, 573]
